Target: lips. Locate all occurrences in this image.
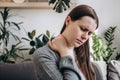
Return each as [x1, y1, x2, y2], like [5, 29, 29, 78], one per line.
[76, 39, 83, 44]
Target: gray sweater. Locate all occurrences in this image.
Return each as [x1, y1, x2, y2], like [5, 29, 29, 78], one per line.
[33, 44, 86, 80]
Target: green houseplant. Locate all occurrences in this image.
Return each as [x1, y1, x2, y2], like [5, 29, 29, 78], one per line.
[22, 30, 54, 55]
[0, 7, 22, 46]
[92, 26, 120, 62]
[0, 7, 55, 63]
[91, 26, 120, 80]
[103, 26, 117, 62]
[0, 7, 24, 63]
[49, 0, 71, 13]
[103, 26, 120, 62]
[91, 33, 107, 61]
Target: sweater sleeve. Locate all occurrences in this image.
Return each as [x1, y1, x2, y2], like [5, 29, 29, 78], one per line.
[33, 48, 85, 80]
[59, 56, 84, 80]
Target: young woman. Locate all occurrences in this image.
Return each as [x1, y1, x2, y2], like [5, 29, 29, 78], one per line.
[33, 4, 99, 80]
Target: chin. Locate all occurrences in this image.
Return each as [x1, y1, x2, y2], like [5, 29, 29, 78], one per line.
[74, 43, 83, 48]
[74, 44, 81, 47]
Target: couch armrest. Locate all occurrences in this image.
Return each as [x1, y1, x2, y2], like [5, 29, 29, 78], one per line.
[0, 61, 38, 80]
[108, 60, 120, 80]
[92, 61, 107, 80]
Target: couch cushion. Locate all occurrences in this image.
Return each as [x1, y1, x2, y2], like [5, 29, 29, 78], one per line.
[92, 61, 107, 80]
[108, 60, 120, 80]
[0, 61, 37, 80]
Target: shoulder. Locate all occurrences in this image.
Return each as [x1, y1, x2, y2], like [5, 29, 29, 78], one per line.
[34, 44, 51, 55]
[33, 44, 60, 62]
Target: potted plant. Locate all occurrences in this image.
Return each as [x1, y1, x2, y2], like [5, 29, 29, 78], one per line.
[92, 26, 120, 62]
[91, 33, 107, 61]
[49, 0, 71, 13]
[22, 30, 54, 55]
[0, 7, 24, 63]
[0, 7, 55, 63]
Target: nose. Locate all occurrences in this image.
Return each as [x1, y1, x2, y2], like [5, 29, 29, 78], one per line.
[81, 32, 89, 40]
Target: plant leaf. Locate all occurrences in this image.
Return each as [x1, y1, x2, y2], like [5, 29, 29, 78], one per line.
[29, 48, 35, 55]
[35, 37, 44, 48]
[42, 34, 49, 44]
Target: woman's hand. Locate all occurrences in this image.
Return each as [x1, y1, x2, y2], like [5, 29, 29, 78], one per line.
[49, 34, 73, 57]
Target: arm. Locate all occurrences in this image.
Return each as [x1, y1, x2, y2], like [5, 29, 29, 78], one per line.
[33, 49, 84, 80]
[60, 56, 83, 80]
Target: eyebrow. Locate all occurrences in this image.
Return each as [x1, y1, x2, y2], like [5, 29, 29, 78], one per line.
[80, 25, 94, 33]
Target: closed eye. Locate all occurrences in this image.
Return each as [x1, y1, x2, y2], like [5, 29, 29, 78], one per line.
[80, 26, 93, 35]
[88, 32, 92, 35]
[80, 26, 88, 31]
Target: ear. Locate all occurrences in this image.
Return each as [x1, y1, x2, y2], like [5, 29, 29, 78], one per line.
[65, 16, 72, 26]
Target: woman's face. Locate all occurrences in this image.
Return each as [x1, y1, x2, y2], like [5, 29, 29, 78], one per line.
[63, 16, 97, 48]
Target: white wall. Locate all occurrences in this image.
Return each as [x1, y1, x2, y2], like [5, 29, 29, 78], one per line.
[1, 0, 120, 52]
[10, 9, 70, 37]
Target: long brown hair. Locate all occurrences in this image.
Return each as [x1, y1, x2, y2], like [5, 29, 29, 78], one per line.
[60, 5, 99, 80]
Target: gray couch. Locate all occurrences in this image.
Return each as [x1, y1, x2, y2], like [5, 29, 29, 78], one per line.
[0, 61, 104, 80]
[0, 61, 38, 80]
[92, 60, 120, 80]
[0, 60, 120, 80]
